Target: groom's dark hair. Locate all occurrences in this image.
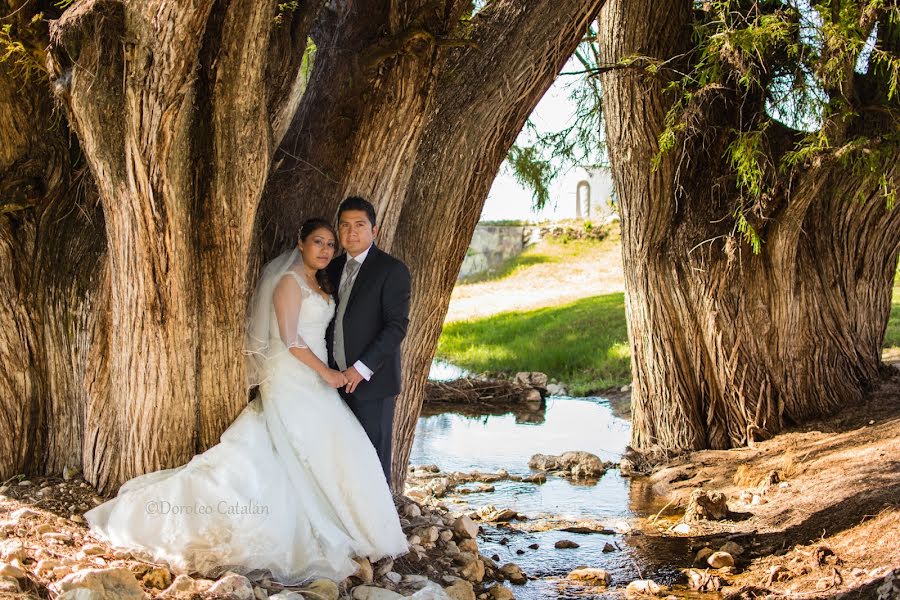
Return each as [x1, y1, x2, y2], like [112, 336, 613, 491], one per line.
[338, 196, 377, 228]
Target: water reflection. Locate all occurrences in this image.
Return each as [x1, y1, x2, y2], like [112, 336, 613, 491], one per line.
[410, 396, 708, 599]
[412, 397, 630, 477]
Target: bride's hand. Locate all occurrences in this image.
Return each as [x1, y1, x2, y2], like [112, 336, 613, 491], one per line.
[321, 369, 348, 389]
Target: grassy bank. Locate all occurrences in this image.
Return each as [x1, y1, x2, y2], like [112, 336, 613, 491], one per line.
[441, 233, 900, 395]
[439, 283, 900, 396]
[437, 293, 630, 396]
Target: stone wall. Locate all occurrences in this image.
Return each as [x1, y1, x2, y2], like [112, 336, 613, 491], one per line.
[458, 224, 540, 280]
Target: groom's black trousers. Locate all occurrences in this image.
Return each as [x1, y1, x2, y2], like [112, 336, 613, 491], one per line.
[340, 390, 395, 483]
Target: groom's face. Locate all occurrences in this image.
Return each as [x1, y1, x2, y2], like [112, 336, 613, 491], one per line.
[338, 210, 377, 257]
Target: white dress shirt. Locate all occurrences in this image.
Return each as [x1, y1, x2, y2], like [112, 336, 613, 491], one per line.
[341, 245, 374, 381]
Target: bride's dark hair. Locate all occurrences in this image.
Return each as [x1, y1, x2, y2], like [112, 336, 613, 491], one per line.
[299, 218, 337, 294]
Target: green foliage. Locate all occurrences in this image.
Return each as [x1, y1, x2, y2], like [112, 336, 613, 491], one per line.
[501, 22, 610, 211]
[274, 1, 300, 26]
[653, 0, 900, 253]
[0, 23, 43, 82]
[437, 294, 631, 395]
[505, 144, 553, 210]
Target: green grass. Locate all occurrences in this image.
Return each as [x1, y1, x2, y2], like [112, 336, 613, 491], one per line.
[437, 293, 630, 395]
[886, 284, 900, 349]
[439, 278, 900, 397]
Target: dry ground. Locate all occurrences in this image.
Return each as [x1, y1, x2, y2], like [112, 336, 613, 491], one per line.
[634, 369, 900, 598]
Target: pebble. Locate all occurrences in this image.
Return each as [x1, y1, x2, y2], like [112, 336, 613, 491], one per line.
[673, 523, 691, 534]
[554, 539, 579, 549]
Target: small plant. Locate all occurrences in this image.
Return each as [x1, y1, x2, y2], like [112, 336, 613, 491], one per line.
[274, 1, 299, 26]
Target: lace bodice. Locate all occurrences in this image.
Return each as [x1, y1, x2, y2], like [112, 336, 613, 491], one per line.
[270, 271, 335, 363]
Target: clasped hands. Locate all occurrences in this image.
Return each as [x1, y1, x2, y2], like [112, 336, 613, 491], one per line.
[322, 366, 365, 393]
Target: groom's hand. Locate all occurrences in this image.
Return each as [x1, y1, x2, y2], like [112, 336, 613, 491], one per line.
[342, 367, 365, 394]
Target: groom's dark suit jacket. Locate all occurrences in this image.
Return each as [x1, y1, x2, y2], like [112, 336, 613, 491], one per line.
[326, 245, 411, 401]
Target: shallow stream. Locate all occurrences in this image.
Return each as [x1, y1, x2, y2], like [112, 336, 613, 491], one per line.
[412, 364, 698, 598]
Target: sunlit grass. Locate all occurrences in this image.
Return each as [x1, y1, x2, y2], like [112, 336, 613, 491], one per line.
[437, 293, 630, 395]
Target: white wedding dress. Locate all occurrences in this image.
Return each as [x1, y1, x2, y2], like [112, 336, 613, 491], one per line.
[85, 253, 408, 584]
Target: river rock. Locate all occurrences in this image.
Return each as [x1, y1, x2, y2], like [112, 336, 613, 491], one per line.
[374, 558, 394, 577]
[455, 552, 485, 583]
[568, 568, 610, 585]
[0, 576, 20, 593]
[52, 567, 145, 600]
[405, 504, 423, 519]
[158, 574, 213, 599]
[459, 539, 479, 554]
[554, 540, 579, 549]
[140, 567, 172, 590]
[487, 585, 515, 600]
[684, 489, 728, 522]
[427, 478, 452, 497]
[0, 562, 25, 579]
[476, 506, 518, 522]
[82, 544, 106, 556]
[528, 452, 611, 478]
[602, 542, 616, 553]
[208, 572, 254, 600]
[672, 523, 691, 535]
[415, 525, 440, 544]
[499, 563, 526, 585]
[35, 559, 62, 576]
[695, 547, 714, 565]
[707, 551, 735, 569]
[626, 579, 662, 595]
[453, 516, 479, 540]
[353, 557, 375, 584]
[444, 579, 476, 600]
[352, 585, 403, 600]
[515, 372, 548, 388]
[719, 541, 744, 556]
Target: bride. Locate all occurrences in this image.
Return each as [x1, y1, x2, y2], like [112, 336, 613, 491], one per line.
[85, 218, 408, 584]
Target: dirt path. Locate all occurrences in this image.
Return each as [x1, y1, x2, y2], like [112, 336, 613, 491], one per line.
[445, 232, 624, 323]
[631, 371, 900, 598]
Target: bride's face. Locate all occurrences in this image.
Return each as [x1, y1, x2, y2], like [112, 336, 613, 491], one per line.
[299, 228, 336, 271]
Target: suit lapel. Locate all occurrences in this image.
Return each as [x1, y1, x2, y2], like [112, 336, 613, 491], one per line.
[329, 255, 347, 303]
[344, 245, 380, 314]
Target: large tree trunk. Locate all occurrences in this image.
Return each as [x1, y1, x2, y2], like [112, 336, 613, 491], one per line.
[39, 0, 318, 490]
[598, 0, 900, 452]
[0, 1, 107, 483]
[262, 0, 605, 491]
[390, 0, 605, 489]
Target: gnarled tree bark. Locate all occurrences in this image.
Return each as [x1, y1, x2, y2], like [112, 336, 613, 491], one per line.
[598, 0, 900, 452]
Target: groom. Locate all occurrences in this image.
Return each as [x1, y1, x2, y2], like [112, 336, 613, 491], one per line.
[327, 196, 411, 484]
